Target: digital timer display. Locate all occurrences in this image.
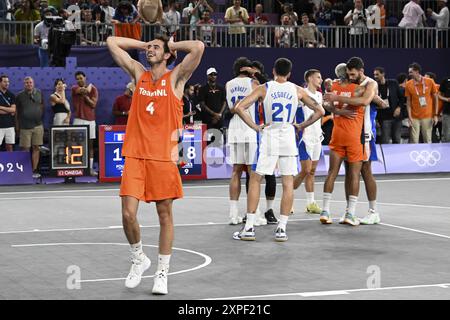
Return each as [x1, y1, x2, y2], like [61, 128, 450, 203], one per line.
[51, 126, 89, 171]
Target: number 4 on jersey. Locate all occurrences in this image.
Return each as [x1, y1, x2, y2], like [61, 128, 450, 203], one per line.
[146, 102, 155, 115]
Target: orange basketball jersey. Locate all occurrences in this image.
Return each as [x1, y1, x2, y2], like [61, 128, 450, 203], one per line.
[122, 70, 183, 161]
[329, 81, 365, 146]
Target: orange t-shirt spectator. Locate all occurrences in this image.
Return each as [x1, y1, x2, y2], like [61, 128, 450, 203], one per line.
[405, 63, 438, 144]
[113, 82, 134, 125]
[405, 76, 437, 120]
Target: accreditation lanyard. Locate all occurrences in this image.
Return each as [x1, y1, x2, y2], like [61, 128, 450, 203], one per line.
[0, 91, 11, 106]
[413, 78, 426, 97]
[413, 78, 428, 107]
[382, 86, 389, 107]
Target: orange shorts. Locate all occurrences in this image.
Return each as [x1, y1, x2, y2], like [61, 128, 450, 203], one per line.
[329, 142, 370, 163]
[120, 157, 183, 202]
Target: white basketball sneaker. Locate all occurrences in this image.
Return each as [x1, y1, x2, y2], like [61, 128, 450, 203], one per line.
[125, 255, 151, 289]
[360, 209, 381, 225]
[152, 269, 169, 295]
[254, 208, 267, 226]
[229, 209, 242, 225]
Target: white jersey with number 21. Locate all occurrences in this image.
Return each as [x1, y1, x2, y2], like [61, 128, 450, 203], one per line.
[260, 80, 299, 156]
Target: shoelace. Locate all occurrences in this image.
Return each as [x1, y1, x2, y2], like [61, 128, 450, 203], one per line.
[155, 270, 167, 279]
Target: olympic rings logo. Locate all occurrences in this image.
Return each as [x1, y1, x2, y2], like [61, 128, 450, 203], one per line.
[409, 150, 441, 167]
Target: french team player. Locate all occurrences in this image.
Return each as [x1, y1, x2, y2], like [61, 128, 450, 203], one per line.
[226, 57, 267, 226]
[293, 69, 325, 215]
[232, 58, 324, 242]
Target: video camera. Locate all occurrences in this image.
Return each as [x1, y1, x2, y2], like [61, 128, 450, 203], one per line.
[46, 16, 76, 67]
[44, 16, 65, 28]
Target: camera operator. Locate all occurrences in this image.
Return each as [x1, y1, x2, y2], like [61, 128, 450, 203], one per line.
[0, 0, 15, 44]
[47, 9, 76, 67]
[34, 8, 53, 67]
[344, 0, 368, 47]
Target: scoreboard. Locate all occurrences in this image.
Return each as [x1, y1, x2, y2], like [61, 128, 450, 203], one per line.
[99, 124, 207, 182]
[99, 125, 126, 182]
[178, 123, 207, 180]
[50, 126, 89, 177]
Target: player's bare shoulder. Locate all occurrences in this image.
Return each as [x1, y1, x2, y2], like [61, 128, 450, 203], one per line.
[296, 84, 308, 100]
[354, 85, 366, 97]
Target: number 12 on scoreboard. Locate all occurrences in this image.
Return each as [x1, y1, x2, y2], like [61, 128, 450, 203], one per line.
[65, 146, 83, 165]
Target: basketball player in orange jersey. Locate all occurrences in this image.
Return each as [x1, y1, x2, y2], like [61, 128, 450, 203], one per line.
[325, 57, 380, 226]
[319, 63, 367, 226]
[107, 35, 204, 295]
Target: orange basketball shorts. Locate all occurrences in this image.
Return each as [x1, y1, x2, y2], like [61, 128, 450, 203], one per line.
[120, 157, 183, 202]
[328, 142, 370, 163]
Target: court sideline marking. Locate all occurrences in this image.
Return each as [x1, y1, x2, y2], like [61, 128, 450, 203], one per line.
[0, 195, 448, 212]
[204, 282, 450, 300]
[0, 218, 319, 235]
[2, 215, 449, 240]
[0, 177, 449, 196]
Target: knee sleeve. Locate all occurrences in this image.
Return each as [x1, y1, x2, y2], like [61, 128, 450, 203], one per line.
[264, 174, 276, 198]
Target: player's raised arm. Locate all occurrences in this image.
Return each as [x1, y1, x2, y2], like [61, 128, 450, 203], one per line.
[296, 86, 325, 131]
[106, 36, 147, 82]
[169, 39, 205, 95]
[234, 84, 267, 132]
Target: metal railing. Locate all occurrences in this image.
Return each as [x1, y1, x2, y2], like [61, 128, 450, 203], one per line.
[1, 21, 448, 49]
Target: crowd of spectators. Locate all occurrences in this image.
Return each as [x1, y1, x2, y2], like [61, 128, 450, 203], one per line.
[0, 1, 448, 50]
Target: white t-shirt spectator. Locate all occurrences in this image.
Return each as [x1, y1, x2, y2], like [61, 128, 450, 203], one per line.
[276, 25, 295, 47]
[366, 4, 381, 30]
[345, 8, 368, 35]
[163, 9, 180, 34]
[431, 6, 450, 28]
[4, 0, 12, 20]
[182, 3, 192, 24]
[398, 1, 424, 28]
[97, 5, 115, 24]
[34, 20, 50, 48]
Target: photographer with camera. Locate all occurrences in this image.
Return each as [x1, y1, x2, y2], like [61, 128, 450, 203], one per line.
[344, 0, 368, 47]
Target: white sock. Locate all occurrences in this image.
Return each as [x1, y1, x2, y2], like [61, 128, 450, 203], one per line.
[245, 213, 255, 230]
[348, 195, 358, 216]
[278, 214, 289, 230]
[369, 200, 377, 212]
[157, 254, 171, 273]
[306, 192, 314, 205]
[322, 192, 332, 213]
[229, 200, 238, 212]
[130, 241, 144, 260]
[266, 199, 274, 211]
[89, 158, 94, 170]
